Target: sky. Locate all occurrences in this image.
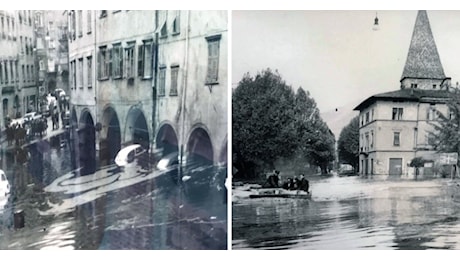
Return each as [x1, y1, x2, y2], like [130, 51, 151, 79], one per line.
[232, 10, 460, 114]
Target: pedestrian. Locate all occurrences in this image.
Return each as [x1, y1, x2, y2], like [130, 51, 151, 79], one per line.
[298, 174, 310, 194]
[266, 170, 280, 188]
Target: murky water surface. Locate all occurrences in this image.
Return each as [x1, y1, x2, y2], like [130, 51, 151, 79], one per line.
[232, 175, 460, 249]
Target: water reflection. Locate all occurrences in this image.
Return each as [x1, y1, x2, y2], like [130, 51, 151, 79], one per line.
[233, 176, 460, 250]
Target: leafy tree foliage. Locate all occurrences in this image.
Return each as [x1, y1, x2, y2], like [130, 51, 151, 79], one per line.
[232, 69, 335, 179]
[431, 89, 460, 155]
[337, 116, 359, 170]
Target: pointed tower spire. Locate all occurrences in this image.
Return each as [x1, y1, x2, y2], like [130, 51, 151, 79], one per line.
[401, 10, 448, 88]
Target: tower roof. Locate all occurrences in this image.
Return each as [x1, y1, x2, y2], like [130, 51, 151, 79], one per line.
[401, 10, 446, 81]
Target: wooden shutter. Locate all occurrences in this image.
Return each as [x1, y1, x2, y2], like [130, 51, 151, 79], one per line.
[138, 45, 144, 77]
[97, 49, 101, 79]
[108, 48, 112, 78]
[119, 46, 123, 78]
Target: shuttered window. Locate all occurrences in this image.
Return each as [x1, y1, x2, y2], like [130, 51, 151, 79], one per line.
[170, 65, 179, 96]
[205, 35, 221, 85]
[158, 66, 166, 96]
[112, 44, 123, 79]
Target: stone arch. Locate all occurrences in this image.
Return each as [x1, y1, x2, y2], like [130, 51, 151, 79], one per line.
[100, 106, 121, 166]
[78, 109, 96, 175]
[124, 106, 150, 150]
[155, 123, 178, 156]
[186, 126, 214, 166]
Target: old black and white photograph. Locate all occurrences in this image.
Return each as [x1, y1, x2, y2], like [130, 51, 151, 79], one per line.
[232, 10, 460, 250]
[0, 10, 228, 250]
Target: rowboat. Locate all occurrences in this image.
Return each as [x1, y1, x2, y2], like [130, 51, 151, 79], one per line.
[249, 188, 312, 199]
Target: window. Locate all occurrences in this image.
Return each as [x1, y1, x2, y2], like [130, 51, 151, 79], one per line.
[426, 105, 437, 120]
[71, 11, 76, 40]
[158, 66, 166, 96]
[138, 40, 154, 79]
[98, 46, 110, 80]
[20, 36, 23, 53]
[87, 56, 92, 88]
[70, 61, 74, 89]
[22, 65, 25, 83]
[0, 62, 3, 84]
[26, 63, 29, 83]
[24, 62, 27, 82]
[26, 65, 29, 82]
[365, 132, 369, 151]
[78, 11, 83, 37]
[1, 16, 4, 39]
[78, 58, 83, 88]
[393, 132, 400, 146]
[72, 61, 76, 89]
[411, 83, 418, 88]
[159, 11, 167, 38]
[39, 60, 45, 71]
[12, 18, 15, 40]
[365, 112, 369, 124]
[392, 107, 403, 120]
[5, 62, 8, 83]
[124, 43, 135, 79]
[87, 11, 92, 34]
[172, 11, 180, 35]
[433, 84, 437, 89]
[205, 35, 221, 85]
[10, 61, 14, 83]
[112, 44, 123, 79]
[170, 65, 179, 96]
[25, 36, 28, 55]
[370, 130, 374, 149]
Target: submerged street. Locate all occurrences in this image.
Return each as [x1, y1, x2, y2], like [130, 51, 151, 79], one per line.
[0, 134, 227, 250]
[232, 175, 460, 250]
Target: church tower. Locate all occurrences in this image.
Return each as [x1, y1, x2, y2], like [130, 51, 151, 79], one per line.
[400, 10, 451, 90]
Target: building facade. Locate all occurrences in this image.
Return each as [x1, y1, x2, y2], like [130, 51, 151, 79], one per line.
[35, 10, 69, 98]
[0, 10, 39, 130]
[67, 10, 228, 174]
[354, 11, 451, 176]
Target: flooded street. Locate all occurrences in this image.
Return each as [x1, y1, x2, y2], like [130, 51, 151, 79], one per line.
[232, 175, 460, 249]
[0, 135, 227, 250]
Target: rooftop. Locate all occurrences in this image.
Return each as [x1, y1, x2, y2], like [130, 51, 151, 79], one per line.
[354, 88, 452, 111]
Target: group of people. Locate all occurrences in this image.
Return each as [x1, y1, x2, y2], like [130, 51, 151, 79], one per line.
[266, 170, 310, 193]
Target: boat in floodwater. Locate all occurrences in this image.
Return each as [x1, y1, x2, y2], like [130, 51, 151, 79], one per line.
[249, 188, 312, 199]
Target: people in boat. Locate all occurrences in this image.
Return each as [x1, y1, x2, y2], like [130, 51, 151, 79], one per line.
[293, 176, 300, 190]
[282, 177, 295, 190]
[266, 170, 280, 188]
[298, 174, 310, 194]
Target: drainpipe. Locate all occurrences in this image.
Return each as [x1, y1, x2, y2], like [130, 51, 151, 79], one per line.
[179, 11, 190, 174]
[152, 11, 158, 153]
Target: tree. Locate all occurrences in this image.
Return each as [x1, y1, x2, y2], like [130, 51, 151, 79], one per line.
[293, 88, 335, 175]
[232, 69, 298, 179]
[337, 116, 359, 170]
[431, 89, 460, 154]
[410, 157, 426, 177]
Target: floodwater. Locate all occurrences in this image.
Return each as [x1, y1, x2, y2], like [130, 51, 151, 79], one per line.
[0, 135, 227, 249]
[232, 175, 460, 250]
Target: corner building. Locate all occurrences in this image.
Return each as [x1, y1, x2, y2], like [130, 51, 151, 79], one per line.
[354, 11, 452, 176]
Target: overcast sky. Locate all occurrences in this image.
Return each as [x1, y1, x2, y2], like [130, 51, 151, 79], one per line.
[232, 10, 460, 113]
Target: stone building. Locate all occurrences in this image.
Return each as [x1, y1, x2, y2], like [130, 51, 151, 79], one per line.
[354, 11, 452, 176]
[67, 10, 228, 174]
[0, 10, 38, 129]
[35, 10, 69, 98]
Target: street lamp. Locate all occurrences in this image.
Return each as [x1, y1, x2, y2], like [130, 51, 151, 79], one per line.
[373, 12, 380, 31]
